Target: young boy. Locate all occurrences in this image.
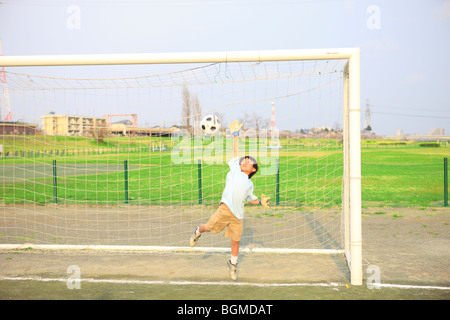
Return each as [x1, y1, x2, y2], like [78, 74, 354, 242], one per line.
[189, 120, 270, 280]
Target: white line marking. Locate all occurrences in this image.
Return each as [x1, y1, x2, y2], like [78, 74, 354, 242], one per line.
[374, 283, 450, 291]
[0, 276, 343, 288]
[0, 244, 344, 254]
[1, 276, 449, 290]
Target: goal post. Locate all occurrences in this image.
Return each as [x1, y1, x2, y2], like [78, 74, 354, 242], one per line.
[0, 48, 362, 285]
[346, 49, 362, 286]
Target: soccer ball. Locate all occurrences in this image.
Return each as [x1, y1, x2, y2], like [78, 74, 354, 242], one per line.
[201, 114, 221, 135]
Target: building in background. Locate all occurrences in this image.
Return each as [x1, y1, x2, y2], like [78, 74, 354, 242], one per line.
[426, 128, 445, 137]
[41, 115, 107, 136]
[0, 121, 39, 135]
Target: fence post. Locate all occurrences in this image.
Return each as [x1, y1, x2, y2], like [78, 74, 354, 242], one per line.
[198, 159, 203, 205]
[53, 159, 57, 204]
[124, 160, 129, 204]
[445, 157, 448, 207]
[276, 158, 280, 206]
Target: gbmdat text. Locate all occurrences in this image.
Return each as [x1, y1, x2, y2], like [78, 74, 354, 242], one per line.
[177, 304, 273, 317]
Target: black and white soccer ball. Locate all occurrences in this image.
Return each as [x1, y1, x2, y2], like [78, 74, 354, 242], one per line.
[201, 114, 221, 135]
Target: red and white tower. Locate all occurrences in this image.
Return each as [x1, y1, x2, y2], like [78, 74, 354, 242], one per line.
[268, 101, 281, 148]
[269, 101, 277, 132]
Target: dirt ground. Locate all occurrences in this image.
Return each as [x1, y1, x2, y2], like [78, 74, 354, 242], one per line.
[360, 207, 449, 286]
[0, 206, 448, 299]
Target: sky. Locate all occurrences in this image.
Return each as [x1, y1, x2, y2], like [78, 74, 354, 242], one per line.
[0, 0, 449, 136]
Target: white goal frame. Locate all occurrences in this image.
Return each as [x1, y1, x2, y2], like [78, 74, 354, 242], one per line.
[0, 48, 362, 285]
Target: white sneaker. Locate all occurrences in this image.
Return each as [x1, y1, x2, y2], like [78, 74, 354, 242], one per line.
[227, 259, 238, 281]
[189, 226, 201, 247]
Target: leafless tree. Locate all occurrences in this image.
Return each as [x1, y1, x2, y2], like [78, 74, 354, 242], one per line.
[181, 86, 191, 130]
[181, 86, 202, 133]
[213, 111, 225, 128]
[192, 94, 202, 125]
[238, 111, 250, 130]
[239, 111, 268, 132]
[88, 126, 108, 143]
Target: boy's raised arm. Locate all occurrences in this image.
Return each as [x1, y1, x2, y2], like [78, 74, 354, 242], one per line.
[248, 194, 270, 207]
[229, 120, 243, 158]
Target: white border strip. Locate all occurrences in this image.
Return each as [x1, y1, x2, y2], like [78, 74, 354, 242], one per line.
[0, 276, 344, 288]
[0, 244, 344, 255]
[0, 276, 449, 291]
[374, 283, 450, 291]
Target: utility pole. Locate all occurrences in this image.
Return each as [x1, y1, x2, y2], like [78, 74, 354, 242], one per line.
[364, 99, 372, 132]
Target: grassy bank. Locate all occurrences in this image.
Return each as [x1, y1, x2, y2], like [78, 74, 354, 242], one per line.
[0, 136, 449, 207]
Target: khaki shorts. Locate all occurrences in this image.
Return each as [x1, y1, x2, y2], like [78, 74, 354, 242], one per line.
[206, 203, 243, 242]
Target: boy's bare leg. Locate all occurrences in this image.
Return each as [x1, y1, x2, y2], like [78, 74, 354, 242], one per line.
[228, 239, 239, 280]
[198, 224, 210, 233]
[231, 240, 239, 258]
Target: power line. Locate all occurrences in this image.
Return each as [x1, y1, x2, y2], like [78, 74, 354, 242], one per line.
[372, 111, 450, 119]
[372, 104, 450, 114]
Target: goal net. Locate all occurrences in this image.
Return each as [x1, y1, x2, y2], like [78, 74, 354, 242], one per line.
[0, 49, 362, 284]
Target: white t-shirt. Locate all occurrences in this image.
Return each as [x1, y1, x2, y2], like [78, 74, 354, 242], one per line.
[220, 157, 258, 219]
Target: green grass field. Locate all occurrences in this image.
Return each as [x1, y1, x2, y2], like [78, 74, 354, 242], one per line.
[0, 135, 449, 207]
[362, 147, 449, 207]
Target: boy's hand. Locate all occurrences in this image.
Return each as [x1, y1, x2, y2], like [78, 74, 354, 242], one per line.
[229, 120, 243, 136]
[260, 194, 271, 208]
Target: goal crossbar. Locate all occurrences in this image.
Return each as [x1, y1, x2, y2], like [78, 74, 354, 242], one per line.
[0, 48, 362, 285]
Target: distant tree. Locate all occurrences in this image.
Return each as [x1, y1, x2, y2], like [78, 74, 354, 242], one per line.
[213, 111, 225, 128]
[181, 86, 191, 130]
[89, 126, 108, 143]
[238, 111, 268, 131]
[192, 94, 202, 125]
[181, 86, 201, 132]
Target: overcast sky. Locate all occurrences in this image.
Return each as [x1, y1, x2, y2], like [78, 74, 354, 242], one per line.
[0, 0, 449, 136]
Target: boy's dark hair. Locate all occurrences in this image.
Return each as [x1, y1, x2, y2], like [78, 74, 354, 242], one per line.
[239, 155, 258, 179]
